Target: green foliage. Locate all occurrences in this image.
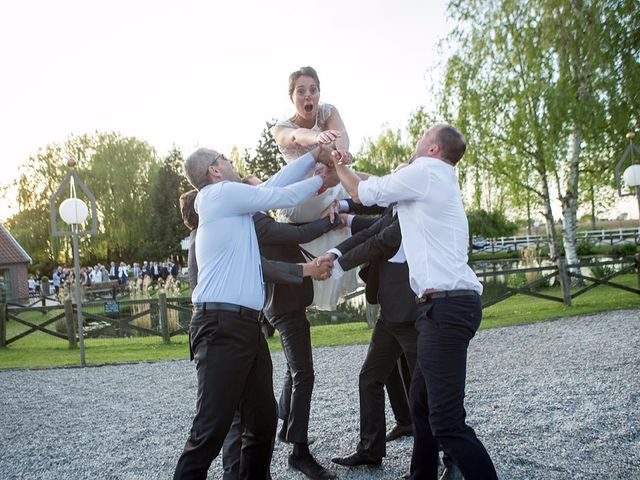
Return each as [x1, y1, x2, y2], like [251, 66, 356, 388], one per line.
[6, 132, 178, 265]
[590, 264, 616, 279]
[506, 273, 528, 289]
[144, 147, 191, 262]
[575, 240, 597, 256]
[353, 128, 412, 176]
[406, 106, 436, 145]
[610, 243, 637, 258]
[6, 141, 76, 263]
[84, 133, 158, 261]
[244, 120, 285, 180]
[471, 251, 521, 261]
[442, 0, 640, 260]
[467, 209, 519, 240]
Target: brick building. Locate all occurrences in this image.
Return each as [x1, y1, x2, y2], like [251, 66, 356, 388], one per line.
[0, 224, 31, 304]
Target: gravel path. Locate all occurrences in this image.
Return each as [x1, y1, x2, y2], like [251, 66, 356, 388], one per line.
[1, 309, 639, 479]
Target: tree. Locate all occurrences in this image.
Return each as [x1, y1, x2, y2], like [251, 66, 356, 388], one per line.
[145, 147, 191, 262]
[245, 120, 285, 180]
[6, 136, 94, 265]
[353, 128, 412, 176]
[83, 133, 158, 261]
[467, 209, 519, 250]
[442, 0, 640, 266]
[142, 147, 192, 259]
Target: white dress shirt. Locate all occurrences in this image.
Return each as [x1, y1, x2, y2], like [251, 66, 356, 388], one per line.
[357, 156, 482, 297]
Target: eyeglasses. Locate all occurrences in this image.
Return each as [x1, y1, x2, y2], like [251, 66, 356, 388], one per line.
[209, 153, 222, 168]
[209, 153, 232, 168]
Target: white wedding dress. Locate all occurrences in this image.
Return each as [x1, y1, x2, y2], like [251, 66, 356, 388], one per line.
[274, 103, 359, 311]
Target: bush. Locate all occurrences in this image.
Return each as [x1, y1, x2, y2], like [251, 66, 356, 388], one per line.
[576, 240, 597, 256]
[609, 243, 637, 258]
[506, 273, 528, 289]
[590, 264, 616, 279]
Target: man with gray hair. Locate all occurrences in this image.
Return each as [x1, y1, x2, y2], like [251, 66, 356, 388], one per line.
[173, 146, 336, 480]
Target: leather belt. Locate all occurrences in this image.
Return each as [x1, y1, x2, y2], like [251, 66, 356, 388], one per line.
[415, 289, 478, 304]
[193, 302, 260, 320]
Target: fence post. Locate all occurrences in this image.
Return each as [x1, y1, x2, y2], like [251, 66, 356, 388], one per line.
[158, 291, 170, 344]
[63, 298, 77, 349]
[636, 253, 640, 292]
[557, 258, 572, 306]
[0, 284, 6, 348]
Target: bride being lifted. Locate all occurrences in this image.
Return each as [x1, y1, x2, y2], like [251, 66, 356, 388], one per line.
[271, 66, 362, 311]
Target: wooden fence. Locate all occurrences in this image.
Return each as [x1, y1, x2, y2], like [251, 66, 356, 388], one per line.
[0, 291, 191, 348]
[1, 256, 638, 348]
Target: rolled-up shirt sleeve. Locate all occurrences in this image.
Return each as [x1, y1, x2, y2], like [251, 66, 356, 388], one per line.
[358, 161, 428, 206]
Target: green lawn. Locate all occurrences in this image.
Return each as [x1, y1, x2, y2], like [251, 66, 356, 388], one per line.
[1, 274, 638, 370]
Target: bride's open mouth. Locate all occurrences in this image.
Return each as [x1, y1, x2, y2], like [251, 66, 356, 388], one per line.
[304, 104, 313, 113]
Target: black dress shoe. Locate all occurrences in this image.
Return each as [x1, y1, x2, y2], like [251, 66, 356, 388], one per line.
[331, 450, 382, 467]
[385, 423, 413, 442]
[289, 452, 336, 479]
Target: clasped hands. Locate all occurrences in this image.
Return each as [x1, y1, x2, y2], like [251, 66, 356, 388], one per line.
[302, 259, 332, 281]
[301, 251, 337, 281]
[314, 130, 352, 168]
[314, 252, 337, 270]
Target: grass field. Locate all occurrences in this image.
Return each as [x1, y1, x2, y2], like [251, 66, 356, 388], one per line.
[1, 274, 638, 370]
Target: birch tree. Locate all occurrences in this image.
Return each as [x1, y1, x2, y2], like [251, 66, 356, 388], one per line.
[443, 0, 640, 263]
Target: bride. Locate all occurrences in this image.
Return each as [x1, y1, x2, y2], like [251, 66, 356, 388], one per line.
[271, 66, 360, 311]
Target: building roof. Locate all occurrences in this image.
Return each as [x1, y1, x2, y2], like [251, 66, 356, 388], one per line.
[0, 223, 32, 265]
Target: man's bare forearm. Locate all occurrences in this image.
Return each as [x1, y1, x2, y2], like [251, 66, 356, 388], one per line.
[334, 163, 362, 203]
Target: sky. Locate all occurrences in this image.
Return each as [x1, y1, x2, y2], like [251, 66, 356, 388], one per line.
[1, 0, 636, 223]
[0, 0, 453, 221]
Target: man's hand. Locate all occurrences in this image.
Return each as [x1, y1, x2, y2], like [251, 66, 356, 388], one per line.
[317, 144, 337, 166]
[302, 260, 332, 281]
[320, 200, 340, 224]
[331, 150, 352, 166]
[315, 252, 337, 268]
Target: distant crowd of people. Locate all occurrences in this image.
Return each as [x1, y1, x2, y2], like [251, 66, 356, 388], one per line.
[28, 260, 183, 296]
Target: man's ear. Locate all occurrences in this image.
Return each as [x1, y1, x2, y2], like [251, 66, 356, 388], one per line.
[209, 165, 223, 180]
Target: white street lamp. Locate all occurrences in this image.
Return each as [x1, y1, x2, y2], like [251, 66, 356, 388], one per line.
[51, 159, 98, 367]
[59, 198, 89, 226]
[615, 132, 640, 222]
[622, 164, 640, 189]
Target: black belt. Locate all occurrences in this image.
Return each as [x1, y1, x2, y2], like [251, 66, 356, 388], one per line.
[415, 289, 478, 304]
[193, 302, 260, 320]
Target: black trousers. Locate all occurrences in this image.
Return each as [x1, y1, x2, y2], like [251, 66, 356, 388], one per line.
[173, 308, 277, 480]
[409, 294, 497, 480]
[222, 410, 242, 480]
[386, 354, 412, 426]
[269, 309, 315, 444]
[357, 317, 418, 458]
[222, 410, 275, 480]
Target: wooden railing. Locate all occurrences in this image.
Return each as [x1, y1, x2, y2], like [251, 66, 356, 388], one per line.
[0, 291, 191, 347]
[1, 256, 638, 349]
[473, 227, 640, 253]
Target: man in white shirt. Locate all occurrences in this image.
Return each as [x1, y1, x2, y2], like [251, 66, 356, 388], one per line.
[173, 146, 334, 480]
[327, 125, 497, 480]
